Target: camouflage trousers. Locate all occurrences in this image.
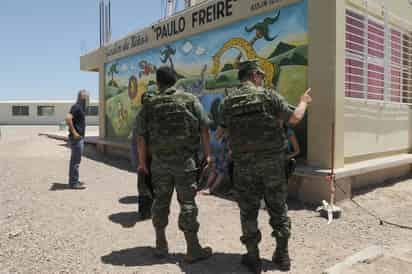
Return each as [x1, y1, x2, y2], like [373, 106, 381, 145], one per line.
[150, 156, 200, 233]
[233, 151, 291, 248]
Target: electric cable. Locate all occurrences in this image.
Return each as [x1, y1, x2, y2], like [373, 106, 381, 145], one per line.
[332, 178, 412, 231]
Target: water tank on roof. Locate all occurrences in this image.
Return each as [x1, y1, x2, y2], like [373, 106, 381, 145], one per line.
[185, 0, 208, 8]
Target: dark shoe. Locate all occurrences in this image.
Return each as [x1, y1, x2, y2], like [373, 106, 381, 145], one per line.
[154, 228, 169, 258]
[273, 252, 290, 271]
[241, 253, 262, 274]
[184, 232, 213, 263]
[273, 238, 291, 271]
[69, 183, 86, 190]
[154, 245, 169, 258]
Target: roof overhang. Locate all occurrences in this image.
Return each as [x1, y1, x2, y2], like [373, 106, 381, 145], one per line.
[80, 48, 104, 72]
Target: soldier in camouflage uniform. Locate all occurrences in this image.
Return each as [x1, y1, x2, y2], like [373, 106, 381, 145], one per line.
[136, 66, 213, 263]
[131, 89, 158, 220]
[220, 60, 311, 273]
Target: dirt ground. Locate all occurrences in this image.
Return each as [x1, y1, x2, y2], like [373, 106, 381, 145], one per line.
[1, 126, 412, 274]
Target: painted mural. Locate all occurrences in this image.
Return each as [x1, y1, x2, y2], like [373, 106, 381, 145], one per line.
[104, 1, 308, 141]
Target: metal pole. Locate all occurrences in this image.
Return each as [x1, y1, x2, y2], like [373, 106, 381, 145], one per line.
[99, 0, 102, 47]
[108, 0, 111, 42]
[330, 123, 336, 205]
[101, 0, 104, 46]
[102, 0, 105, 45]
[104, 1, 108, 44]
[167, 0, 174, 17]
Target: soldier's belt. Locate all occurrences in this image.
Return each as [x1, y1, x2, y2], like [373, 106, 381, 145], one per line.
[152, 149, 193, 158]
[232, 144, 262, 153]
[233, 144, 286, 154]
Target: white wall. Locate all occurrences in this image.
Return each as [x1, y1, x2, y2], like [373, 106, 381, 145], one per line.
[344, 98, 412, 160]
[0, 102, 99, 125]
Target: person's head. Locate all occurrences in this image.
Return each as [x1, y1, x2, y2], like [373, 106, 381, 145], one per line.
[238, 60, 266, 87]
[156, 66, 177, 91]
[255, 71, 265, 87]
[76, 89, 89, 111]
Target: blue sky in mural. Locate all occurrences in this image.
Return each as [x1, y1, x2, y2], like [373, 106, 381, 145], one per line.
[200, 93, 224, 113]
[105, 0, 308, 85]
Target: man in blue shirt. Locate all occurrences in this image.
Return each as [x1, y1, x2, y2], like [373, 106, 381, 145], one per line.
[66, 90, 89, 189]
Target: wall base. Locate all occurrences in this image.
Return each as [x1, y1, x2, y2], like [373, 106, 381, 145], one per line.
[290, 163, 412, 205]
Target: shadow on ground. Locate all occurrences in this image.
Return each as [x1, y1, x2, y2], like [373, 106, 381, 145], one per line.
[352, 173, 412, 197]
[59, 141, 317, 212]
[49, 183, 86, 191]
[108, 211, 150, 228]
[101, 246, 278, 274]
[59, 142, 132, 172]
[119, 195, 138, 204]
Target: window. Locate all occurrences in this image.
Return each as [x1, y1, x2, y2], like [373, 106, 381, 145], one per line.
[402, 32, 412, 104]
[345, 10, 365, 99]
[367, 20, 384, 101]
[345, 8, 412, 103]
[12, 105, 29, 116]
[37, 106, 55, 116]
[86, 106, 99, 116]
[391, 29, 402, 102]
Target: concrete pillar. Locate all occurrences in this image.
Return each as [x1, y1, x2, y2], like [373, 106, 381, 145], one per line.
[307, 0, 345, 169]
[98, 67, 106, 140]
[409, 108, 412, 153]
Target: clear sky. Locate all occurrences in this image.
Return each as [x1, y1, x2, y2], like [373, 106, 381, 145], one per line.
[0, 0, 184, 101]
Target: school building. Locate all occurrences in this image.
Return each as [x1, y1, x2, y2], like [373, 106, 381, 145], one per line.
[0, 100, 99, 126]
[79, 0, 412, 204]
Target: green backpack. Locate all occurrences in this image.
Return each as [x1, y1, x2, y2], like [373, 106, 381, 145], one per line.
[223, 88, 285, 154]
[145, 88, 200, 156]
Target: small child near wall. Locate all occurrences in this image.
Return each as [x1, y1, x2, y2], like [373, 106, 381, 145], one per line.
[201, 127, 231, 195]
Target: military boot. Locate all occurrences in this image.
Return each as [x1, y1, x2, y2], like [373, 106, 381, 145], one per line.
[154, 228, 169, 258]
[241, 244, 262, 274]
[137, 196, 152, 220]
[272, 237, 291, 271]
[183, 232, 213, 263]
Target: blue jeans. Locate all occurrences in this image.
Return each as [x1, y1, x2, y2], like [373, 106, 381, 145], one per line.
[69, 138, 84, 185]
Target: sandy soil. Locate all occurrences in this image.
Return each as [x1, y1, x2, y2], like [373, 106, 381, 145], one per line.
[1, 126, 412, 274]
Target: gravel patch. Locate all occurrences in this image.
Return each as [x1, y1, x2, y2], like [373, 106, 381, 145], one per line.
[1, 126, 412, 274]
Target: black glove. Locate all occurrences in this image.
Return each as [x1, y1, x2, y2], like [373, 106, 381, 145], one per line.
[286, 158, 296, 179]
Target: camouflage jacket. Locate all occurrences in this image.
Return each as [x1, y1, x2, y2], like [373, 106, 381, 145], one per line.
[220, 81, 294, 154]
[135, 86, 210, 158]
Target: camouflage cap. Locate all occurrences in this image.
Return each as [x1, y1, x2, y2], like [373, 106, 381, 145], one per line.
[238, 59, 265, 76]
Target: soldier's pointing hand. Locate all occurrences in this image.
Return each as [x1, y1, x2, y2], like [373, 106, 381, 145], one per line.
[300, 88, 312, 104]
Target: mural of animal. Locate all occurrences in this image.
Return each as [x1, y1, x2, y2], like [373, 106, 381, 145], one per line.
[245, 11, 280, 45]
[177, 64, 208, 95]
[138, 60, 156, 78]
[234, 11, 281, 65]
[160, 45, 176, 71]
